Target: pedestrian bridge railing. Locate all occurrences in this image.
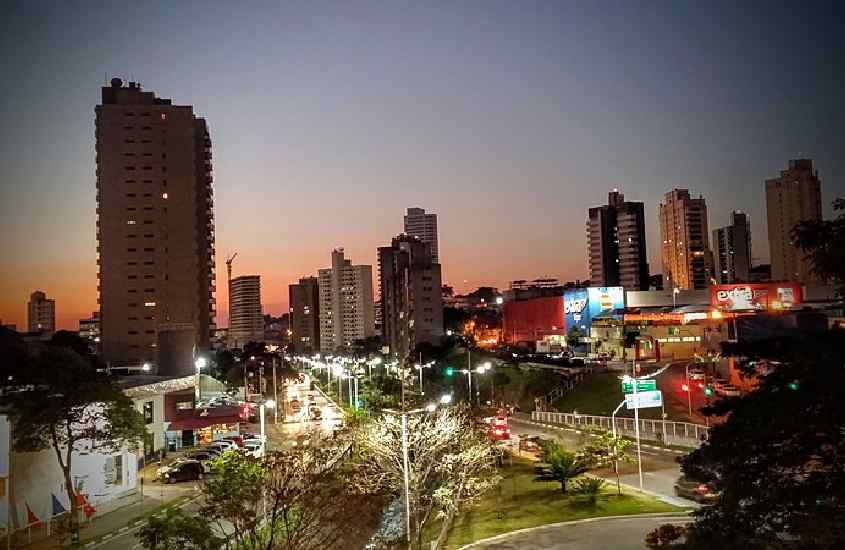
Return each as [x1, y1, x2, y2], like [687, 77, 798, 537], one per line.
[530, 410, 709, 448]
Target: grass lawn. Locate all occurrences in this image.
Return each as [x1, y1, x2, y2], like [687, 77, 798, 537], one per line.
[553, 372, 664, 419]
[422, 457, 684, 549]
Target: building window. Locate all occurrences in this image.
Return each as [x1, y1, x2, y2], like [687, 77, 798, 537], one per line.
[176, 401, 193, 410]
[143, 401, 154, 424]
[105, 454, 123, 485]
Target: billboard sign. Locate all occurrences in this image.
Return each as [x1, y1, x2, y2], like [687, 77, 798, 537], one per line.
[563, 288, 590, 333]
[711, 283, 802, 311]
[587, 286, 625, 319]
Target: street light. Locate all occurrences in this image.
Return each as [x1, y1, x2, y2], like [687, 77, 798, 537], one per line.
[141, 362, 151, 372]
[259, 399, 276, 443]
[672, 287, 680, 308]
[194, 357, 207, 401]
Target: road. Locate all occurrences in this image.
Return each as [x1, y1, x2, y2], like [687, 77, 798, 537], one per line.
[508, 417, 693, 505]
[466, 514, 690, 549]
[91, 374, 345, 550]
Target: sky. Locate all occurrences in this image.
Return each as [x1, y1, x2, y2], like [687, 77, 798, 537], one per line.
[1, 1, 843, 330]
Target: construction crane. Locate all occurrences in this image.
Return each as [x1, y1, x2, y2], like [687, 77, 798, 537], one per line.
[226, 252, 238, 290]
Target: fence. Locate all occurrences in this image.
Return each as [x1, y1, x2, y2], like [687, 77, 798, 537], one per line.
[531, 410, 709, 448]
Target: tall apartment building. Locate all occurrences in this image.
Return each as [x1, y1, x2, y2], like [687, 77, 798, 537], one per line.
[658, 189, 713, 290]
[318, 249, 375, 354]
[586, 190, 649, 290]
[228, 275, 263, 348]
[378, 235, 444, 361]
[713, 210, 752, 284]
[765, 159, 823, 282]
[78, 311, 101, 344]
[96, 78, 216, 366]
[27, 290, 56, 334]
[404, 207, 439, 264]
[289, 276, 320, 354]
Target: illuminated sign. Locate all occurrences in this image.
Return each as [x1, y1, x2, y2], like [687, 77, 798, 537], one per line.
[587, 287, 625, 319]
[564, 288, 590, 332]
[711, 283, 802, 311]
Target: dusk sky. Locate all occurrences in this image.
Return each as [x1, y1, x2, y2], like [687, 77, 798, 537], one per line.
[1, 1, 843, 330]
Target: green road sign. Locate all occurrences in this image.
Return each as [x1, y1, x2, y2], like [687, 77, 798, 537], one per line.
[625, 389, 663, 410]
[621, 378, 657, 394]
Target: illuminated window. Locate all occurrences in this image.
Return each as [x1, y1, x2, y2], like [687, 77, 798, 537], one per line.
[144, 301, 156, 307]
[127, 220, 136, 225]
[162, 192, 168, 199]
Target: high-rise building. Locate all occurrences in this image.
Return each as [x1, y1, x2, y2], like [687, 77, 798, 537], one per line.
[78, 311, 101, 346]
[318, 249, 375, 354]
[765, 159, 823, 282]
[404, 207, 439, 264]
[228, 275, 263, 348]
[713, 210, 752, 284]
[27, 290, 55, 334]
[586, 190, 649, 290]
[659, 189, 713, 290]
[289, 276, 320, 354]
[96, 78, 216, 366]
[378, 235, 444, 361]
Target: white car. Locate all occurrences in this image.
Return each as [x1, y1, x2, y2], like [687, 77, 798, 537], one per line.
[206, 440, 237, 453]
[243, 440, 265, 458]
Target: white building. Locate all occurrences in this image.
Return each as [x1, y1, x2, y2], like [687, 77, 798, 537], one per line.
[228, 275, 264, 348]
[318, 248, 375, 354]
[404, 207, 439, 264]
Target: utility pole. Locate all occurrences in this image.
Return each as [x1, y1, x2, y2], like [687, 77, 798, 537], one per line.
[272, 358, 279, 424]
[226, 252, 238, 348]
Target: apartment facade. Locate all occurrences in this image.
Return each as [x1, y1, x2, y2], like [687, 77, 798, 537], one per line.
[659, 189, 713, 290]
[765, 159, 823, 282]
[27, 290, 56, 334]
[289, 276, 320, 354]
[586, 190, 649, 290]
[318, 249, 375, 354]
[713, 210, 752, 284]
[228, 275, 263, 348]
[96, 78, 216, 366]
[404, 207, 439, 264]
[378, 235, 444, 361]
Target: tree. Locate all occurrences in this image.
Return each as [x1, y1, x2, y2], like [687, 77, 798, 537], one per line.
[585, 431, 635, 496]
[539, 440, 592, 494]
[1, 345, 145, 534]
[793, 198, 845, 294]
[644, 200, 845, 549]
[138, 449, 378, 550]
[49, 330, 94, 361]
[566, 326, 583, 349]
[136, 507, 223, 550]
[356, 407, 500, 549]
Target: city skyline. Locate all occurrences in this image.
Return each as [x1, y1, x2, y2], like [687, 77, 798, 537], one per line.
[2, 2, 844, 329]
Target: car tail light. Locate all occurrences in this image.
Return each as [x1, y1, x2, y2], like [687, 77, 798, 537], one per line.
[697, 483, 708, 493]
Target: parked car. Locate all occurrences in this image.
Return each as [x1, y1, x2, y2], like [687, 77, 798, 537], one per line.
[674, 477, 718, 504]
[159, 459, 204, 483]
[222, 435, 244, 448]
[205, 440, 237, 454]
[184, 451, 217, 471]
[197, 446, 224, 457]
[243, 440, 265, 458]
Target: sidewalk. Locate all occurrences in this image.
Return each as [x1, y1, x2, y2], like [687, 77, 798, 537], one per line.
[11, 461, 197, 549]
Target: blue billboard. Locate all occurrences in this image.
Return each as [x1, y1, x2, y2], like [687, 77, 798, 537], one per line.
[563, 288, 590, 333]
[587, 286, 625, 319]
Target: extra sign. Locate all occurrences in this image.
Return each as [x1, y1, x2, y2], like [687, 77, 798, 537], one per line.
[625, 390, 663, 410]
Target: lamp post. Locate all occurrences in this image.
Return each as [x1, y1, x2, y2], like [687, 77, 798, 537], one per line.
[259, 399, 276, 444]
[460, 368, 473, 405]
[194, 357, 207, 402]
[672, 287, 680, 309]
[685, 363, 693, 417]
[474, 362, 492, 406]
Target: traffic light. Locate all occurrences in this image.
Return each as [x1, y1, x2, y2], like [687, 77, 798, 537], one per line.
[703, 386, 713, 397]
[787, 381, 799, 391]
[445, 367, 454, 377]
[681, 383, 689, 392]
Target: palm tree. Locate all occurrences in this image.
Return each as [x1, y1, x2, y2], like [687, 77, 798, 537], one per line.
[542, 441, 592, 493]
